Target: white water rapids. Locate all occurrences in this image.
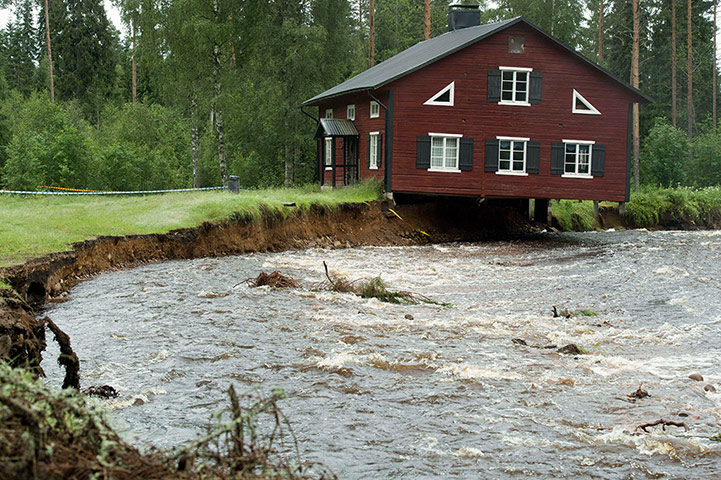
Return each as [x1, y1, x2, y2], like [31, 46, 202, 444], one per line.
[44, 230, 721, 478]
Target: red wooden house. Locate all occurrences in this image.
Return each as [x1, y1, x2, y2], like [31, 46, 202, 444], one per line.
[302, 8, 650, 210]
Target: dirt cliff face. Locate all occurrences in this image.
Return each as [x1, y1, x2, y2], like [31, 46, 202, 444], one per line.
[0, 200, 533, 369]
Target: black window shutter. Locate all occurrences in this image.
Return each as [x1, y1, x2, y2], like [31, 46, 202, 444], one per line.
[526, 141, 540, 174]
[551, 142, 564, 174]
[529, 72, 542, 104]
[591, 144, 605, 177]
[416, 135, 431, 169]
[488, 70, 501, 102]
[331, 138, 336, 166]
[366, 135, 371, 168]
[485, 139, 499, 172]
[378, 134, 383, 168]
[459, 137, 474, 171]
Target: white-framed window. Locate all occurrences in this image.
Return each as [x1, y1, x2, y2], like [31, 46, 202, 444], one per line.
[497, 136, 529, 175]
[324, 137, 333, 170]
[347, 104, 355, 121]
[370, 101, 380, 118]
[325, 108, 333, 119]
[369, 131, 380, 170]
[424, 81, 455, 106]
[499, 66, 532, 106]
[562, 139, 594, 177]
[429, 133, 462, 172]
[572, 89, 601, 115]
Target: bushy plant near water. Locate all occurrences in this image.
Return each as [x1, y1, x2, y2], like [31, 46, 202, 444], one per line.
[551, 200, 596, 232]
[624, 186, 721, 228]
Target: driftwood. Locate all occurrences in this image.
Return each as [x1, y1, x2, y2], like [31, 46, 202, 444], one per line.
[44, 316, 80, 390]
[244, 271, 298, 289]
[83, 385, 119, 399]
[627, 383, 650, 401]
[635, 419, 689, 433]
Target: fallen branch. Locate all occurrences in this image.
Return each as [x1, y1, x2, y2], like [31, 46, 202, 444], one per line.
[635, 419, 689, 433]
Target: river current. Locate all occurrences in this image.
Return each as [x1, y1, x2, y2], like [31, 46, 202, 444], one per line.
[44, 230, 721, 478]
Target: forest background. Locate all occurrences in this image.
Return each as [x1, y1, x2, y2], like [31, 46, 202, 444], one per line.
[0, 0, 720, 192]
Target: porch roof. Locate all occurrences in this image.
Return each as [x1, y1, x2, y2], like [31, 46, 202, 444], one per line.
[314, 118, 359, 139]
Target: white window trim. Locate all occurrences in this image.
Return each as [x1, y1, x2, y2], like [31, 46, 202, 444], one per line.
[498, 66, 532, 106]
[561, 139, 594, 178]
[347, 104, 355, 121]
[496, 135, 529, 175]
[424, 81, 455, 106]
[325, 108, 333, 119]
[369, 131, 380, 170]
[324, 137, 333, 170]
[428, 133, 462, 173]
[370, 101, 380, 118]
[572, 89, 601, 115]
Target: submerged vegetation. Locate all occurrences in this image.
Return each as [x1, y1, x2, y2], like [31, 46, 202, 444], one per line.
[0, 364, 335, 480]
[319, 262, 451, 307]
[0, 182, 381, 266]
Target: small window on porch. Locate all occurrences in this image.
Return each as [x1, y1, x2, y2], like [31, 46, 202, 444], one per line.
[347, 104, 355, 121]
[325, 108, 333, 119]
[324, 137, 333, 170]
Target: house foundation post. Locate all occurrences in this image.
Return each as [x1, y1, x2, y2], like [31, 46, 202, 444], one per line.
[534, 198, 550, 224]
[593, 200, 599, 218]
[618, 201, 626, 215]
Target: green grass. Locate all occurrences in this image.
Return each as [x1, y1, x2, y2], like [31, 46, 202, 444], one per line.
[0, 182, 381, 266]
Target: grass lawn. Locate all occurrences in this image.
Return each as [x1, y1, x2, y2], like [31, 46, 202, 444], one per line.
[0, 182, 381, 267]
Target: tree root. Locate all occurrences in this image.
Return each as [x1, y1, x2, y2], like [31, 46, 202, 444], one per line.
[43, 316, 80, 390]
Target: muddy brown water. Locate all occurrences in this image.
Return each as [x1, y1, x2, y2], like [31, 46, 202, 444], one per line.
[43, 230, 721, 478]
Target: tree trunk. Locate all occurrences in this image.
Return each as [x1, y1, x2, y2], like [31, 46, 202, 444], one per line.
[631, 0, 640, 189]
[132, 18, 137, 105]
[672, 0, 677, 127]
[284, 145, 292, 187]
[687, 0, 693, 140]
[714, 0, 717, 128]
[213, 0, 228, 186]
[369, 0, 375, 67]
[598, 0, 604, 60]
[191, 97, 200, 188]
[424, 0, 431, 40]
[44, 0, 55, 104]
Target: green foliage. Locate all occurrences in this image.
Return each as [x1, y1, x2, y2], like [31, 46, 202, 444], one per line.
[358, 276, 414, 304]
[690, 125, 721, 187]
[641, 118, 690, 187]
[624, 186, 721, 228]
[551, 200, 596, 232]
[1, 93, 92, 189]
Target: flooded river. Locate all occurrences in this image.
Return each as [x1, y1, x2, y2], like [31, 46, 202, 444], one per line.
[44, 230, 721, 478]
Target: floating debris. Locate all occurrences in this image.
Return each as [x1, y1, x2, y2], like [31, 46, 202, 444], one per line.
[245, 271, 299, 289]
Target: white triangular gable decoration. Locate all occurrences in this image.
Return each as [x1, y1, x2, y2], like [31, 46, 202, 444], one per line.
[424, 81, 455, 106]
[572, 89, 601, 115]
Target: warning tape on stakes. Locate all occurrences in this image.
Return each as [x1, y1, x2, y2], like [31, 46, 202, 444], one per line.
[0, 186, 229, 196]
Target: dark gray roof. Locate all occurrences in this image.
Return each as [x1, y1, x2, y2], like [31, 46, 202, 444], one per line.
[303, 16, 651, 106]
[314, 118, 359, 138]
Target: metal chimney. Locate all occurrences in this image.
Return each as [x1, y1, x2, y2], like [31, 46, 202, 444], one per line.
[448, 4, 481, 32]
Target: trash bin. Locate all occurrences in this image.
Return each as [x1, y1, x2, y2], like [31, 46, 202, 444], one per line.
[228, 175, 240, 194]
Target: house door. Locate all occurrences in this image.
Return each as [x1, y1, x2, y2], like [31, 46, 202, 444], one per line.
[345, 138, 359, 185]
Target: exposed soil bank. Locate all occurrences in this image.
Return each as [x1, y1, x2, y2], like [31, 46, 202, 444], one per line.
[0, 199, 533, 369]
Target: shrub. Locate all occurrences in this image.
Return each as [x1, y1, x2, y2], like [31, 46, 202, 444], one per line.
[641, 118, 689, 187]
